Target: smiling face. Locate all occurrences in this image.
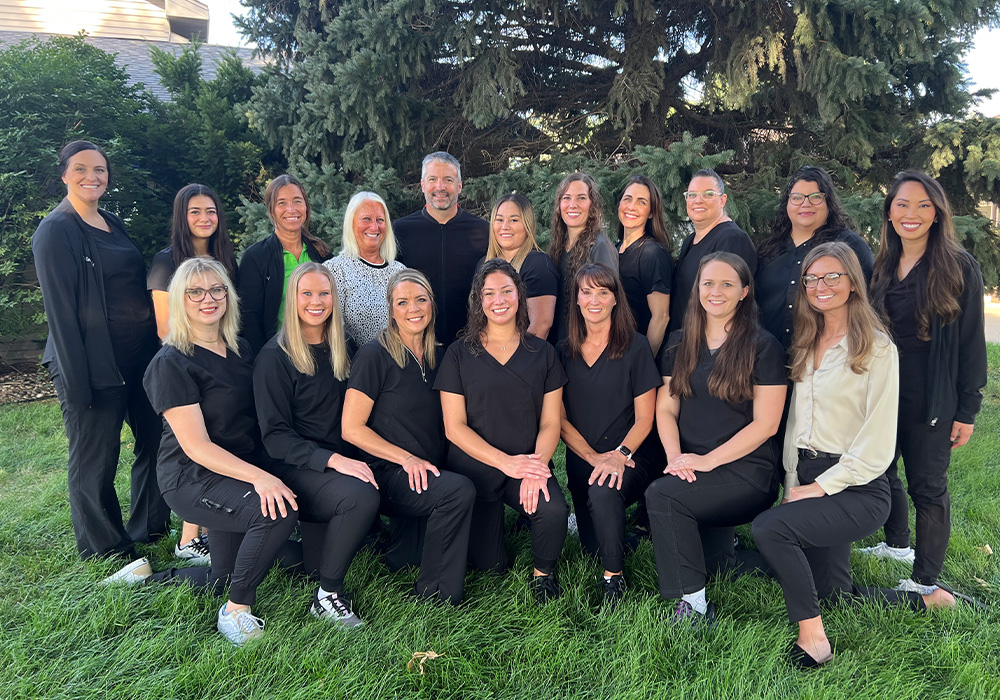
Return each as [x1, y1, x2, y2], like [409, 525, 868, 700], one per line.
[186, 194, 219, 241]
[481, 271, 519, 328]
[352, 200, 387, 261]
[271, 183, 307, 238]
[391, 280, 433, 339]
[786, 179, 829, 236]
[618, 183, 652, 235]
[804, 255, 853, 315]
[685, 175, 727, 226]
[421, 160, 462, 213]
[62, 149, 108, 205]
[576, 277, 616, 325]
[493, 200, 529, 257]
[698, 260, 747, 322]
[184, 272, 227, 328]
[296, 271, 334, 337]
[560, 180, 592, 235]
[889, 180, 936, 249]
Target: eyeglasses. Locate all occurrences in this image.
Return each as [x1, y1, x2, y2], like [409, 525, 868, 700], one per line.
[788, 192, 827, 206]
[801, 272, 847, 289]
[185, 285, 229, 302]
[683, 190, 721, 200]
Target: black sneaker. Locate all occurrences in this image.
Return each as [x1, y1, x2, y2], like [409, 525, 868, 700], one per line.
[531, 573, 562, 605]
[600, 574, 626, 607]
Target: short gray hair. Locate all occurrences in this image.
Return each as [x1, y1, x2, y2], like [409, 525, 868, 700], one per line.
[421, 152, 462, 182]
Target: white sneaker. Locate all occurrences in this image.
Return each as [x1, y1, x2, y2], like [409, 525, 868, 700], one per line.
[100, 557, 153, 586]
[174, 535, 211, 565]
[310, 590, 364, 629]
[857, 542, 916, 564]
[217, 604, 264, 645]
[897, 578, 939, 596]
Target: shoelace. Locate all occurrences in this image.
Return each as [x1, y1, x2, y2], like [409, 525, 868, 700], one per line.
[319, 593, 352, 618]
[187, 537, 210, 556]
[232, 608, 265, 634]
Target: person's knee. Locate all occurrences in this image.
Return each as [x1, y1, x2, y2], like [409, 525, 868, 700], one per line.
[907, 472, 949, 504]
[586, 482, 623, 516]
[751, 509, 785, 545]
[535, 489, 570, 523]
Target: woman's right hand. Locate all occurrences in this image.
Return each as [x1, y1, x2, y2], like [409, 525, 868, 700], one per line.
[328, 453, 379, 489]
[252, 472, 298, 520]
[500, 453, 551, 480]
[402, 455, 440, 494]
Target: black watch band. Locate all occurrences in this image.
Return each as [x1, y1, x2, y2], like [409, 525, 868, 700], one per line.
[616, 444, 632, 459]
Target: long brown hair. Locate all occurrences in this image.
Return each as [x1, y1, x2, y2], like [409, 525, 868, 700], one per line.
[669, 252, 759, 403]
[460, 258, 530, 356]
[565, 263, 636, 360]
[789, 242, 888, 380]
[264, 174, 331, 259]
[616, 174, 671, 251]
[487, 193, 542, 271]
[870, 170, 965, 341]
[169, 183, 237, 278]
[548, 173, 605, 295]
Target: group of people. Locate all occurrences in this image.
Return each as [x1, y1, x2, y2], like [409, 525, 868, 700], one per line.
[33, 142, 986, 666]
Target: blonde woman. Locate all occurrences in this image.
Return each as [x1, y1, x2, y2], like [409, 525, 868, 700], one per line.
[254, 262, 380, 628]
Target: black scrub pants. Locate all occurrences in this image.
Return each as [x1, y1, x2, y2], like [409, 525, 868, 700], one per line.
[51, 358, 170, 561]
[565, 450, 658, 573]
[164, 474, 298, 606]
[752, 455, 923, 622]
[882, 351, 953, 586]
[282, 467, 381, 593]
[374, 465, 476, 603]
[447, 449, 568, 574]
[646, 464, 776, 598]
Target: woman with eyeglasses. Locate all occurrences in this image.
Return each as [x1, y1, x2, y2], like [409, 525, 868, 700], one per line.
[861, 171, 987, 594]
[756, 166, 873, 349]
[752, 242, 957, 670]
[669, 169, 756, 335]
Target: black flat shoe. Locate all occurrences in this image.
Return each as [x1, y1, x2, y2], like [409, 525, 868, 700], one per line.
[787, 642, 831, 670]
[935, 581, 990, 610]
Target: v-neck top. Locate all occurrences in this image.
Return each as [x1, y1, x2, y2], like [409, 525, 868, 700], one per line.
[558, 333, 661, 452]
[434, 334, 567, 455]
[143, 340, 262, 493]
[884, 261, 928, 355]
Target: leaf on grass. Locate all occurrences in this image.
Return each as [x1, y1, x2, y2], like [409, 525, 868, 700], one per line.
[408, 650, 442, 675]
[973, 577, 992, 588]
[975, 544, 993, 555]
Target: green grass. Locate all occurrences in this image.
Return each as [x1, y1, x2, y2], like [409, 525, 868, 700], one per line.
[2, 355, 1000, 700]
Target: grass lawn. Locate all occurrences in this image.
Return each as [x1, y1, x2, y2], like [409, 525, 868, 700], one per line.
[2, 348, 1000, 700]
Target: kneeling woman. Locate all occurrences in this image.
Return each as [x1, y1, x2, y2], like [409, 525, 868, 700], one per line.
[342, 269, 476, 604]
[142, 258, 299, 645]
[253, 262, 380, 627]
[435, 258, 570, 603]
[646, 252, 787, 623]
[752, 242, 956, 669]
[558, 263, 661, 604]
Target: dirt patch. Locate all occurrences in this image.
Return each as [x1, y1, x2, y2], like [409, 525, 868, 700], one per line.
[0, 363, 55, 405]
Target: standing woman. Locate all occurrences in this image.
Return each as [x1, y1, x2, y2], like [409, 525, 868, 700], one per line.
[861, 171, 987, 592]
[548, 173, 619, 342]
[253, 263, 379, 627]
[616, 175, 674, 356]
[324, 191, 406, 347]
[148, 183, 238, 563]
[32, 140, 169, 561]
[342, 269, 476, 604]
[558, 263, 661, 604]
[646, 253, 786, 624]
[142, 258, 299, 645]
[752, 242, 955, 669]
[488, 193, 559, 339]
[238, 174, 332, 357]
[435, 258, 570, 603]
[669, 169, 757, 334]
[756, 166, 873, 349]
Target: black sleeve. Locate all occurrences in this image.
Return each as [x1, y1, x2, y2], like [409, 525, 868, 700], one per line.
[628, 335, 663, 397]
[143, 348, 202, 414]
[348, 342, 389, 401]
[542, 341, 569, 393]
[146, 250, 176, 292]
[658, 330, 684, 376]
[520, 253, 559, 298]
[432, 341, 467, 395]
[752, 332, 789, 386]
[237, 242, 268, 357]
[637, 242, 673, 295]
[253, 342, 333, 472]
[842, 231, 874, 286]
[721, 228, 758, 275]
[954, 254, 987, 424]
[590, 234, 619, 272]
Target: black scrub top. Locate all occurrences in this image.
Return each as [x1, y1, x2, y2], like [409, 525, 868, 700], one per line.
[143, 340, 262, 494]
[558, 333, 661, 453]
[883, 261, 928, 356]
[519, 250, 560, 299]
[618, 236, 673, 334]
[755, 230, 873, 349]
[349, 340, 447, 468]
[659, 329, 786, 490]
[253, 338, 353, 477]
[434, 334, 567, 456]
[146, 247, 177, 292]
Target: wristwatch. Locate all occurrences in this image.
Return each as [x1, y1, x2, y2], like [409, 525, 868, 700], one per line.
[615, 444, 632, 459]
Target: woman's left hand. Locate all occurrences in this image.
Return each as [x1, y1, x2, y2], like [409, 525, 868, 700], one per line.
[520, 476, 551, 515]
[588, 451, 629, 490]
[787, 482, 826, 502]
[950, 421, 974, 449]
[664, 452, 715, 481]
[402, 455, 440, 494]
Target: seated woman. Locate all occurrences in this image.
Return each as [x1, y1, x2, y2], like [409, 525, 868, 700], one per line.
[558, 263, 661, 605]
[140, 258, 299, 646]
[253, 262, 380, 628]
[342, 269, 476, 604]
[646, 252, 786, 624]
[752, 242, 956, 669]
[435, 258, 570, 603]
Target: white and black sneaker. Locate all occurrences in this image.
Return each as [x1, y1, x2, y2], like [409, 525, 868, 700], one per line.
[310, 590, 364, 629]
[175, 535, 211, 565]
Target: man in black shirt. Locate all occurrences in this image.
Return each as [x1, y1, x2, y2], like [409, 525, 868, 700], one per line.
[394, 152, 489, 345]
